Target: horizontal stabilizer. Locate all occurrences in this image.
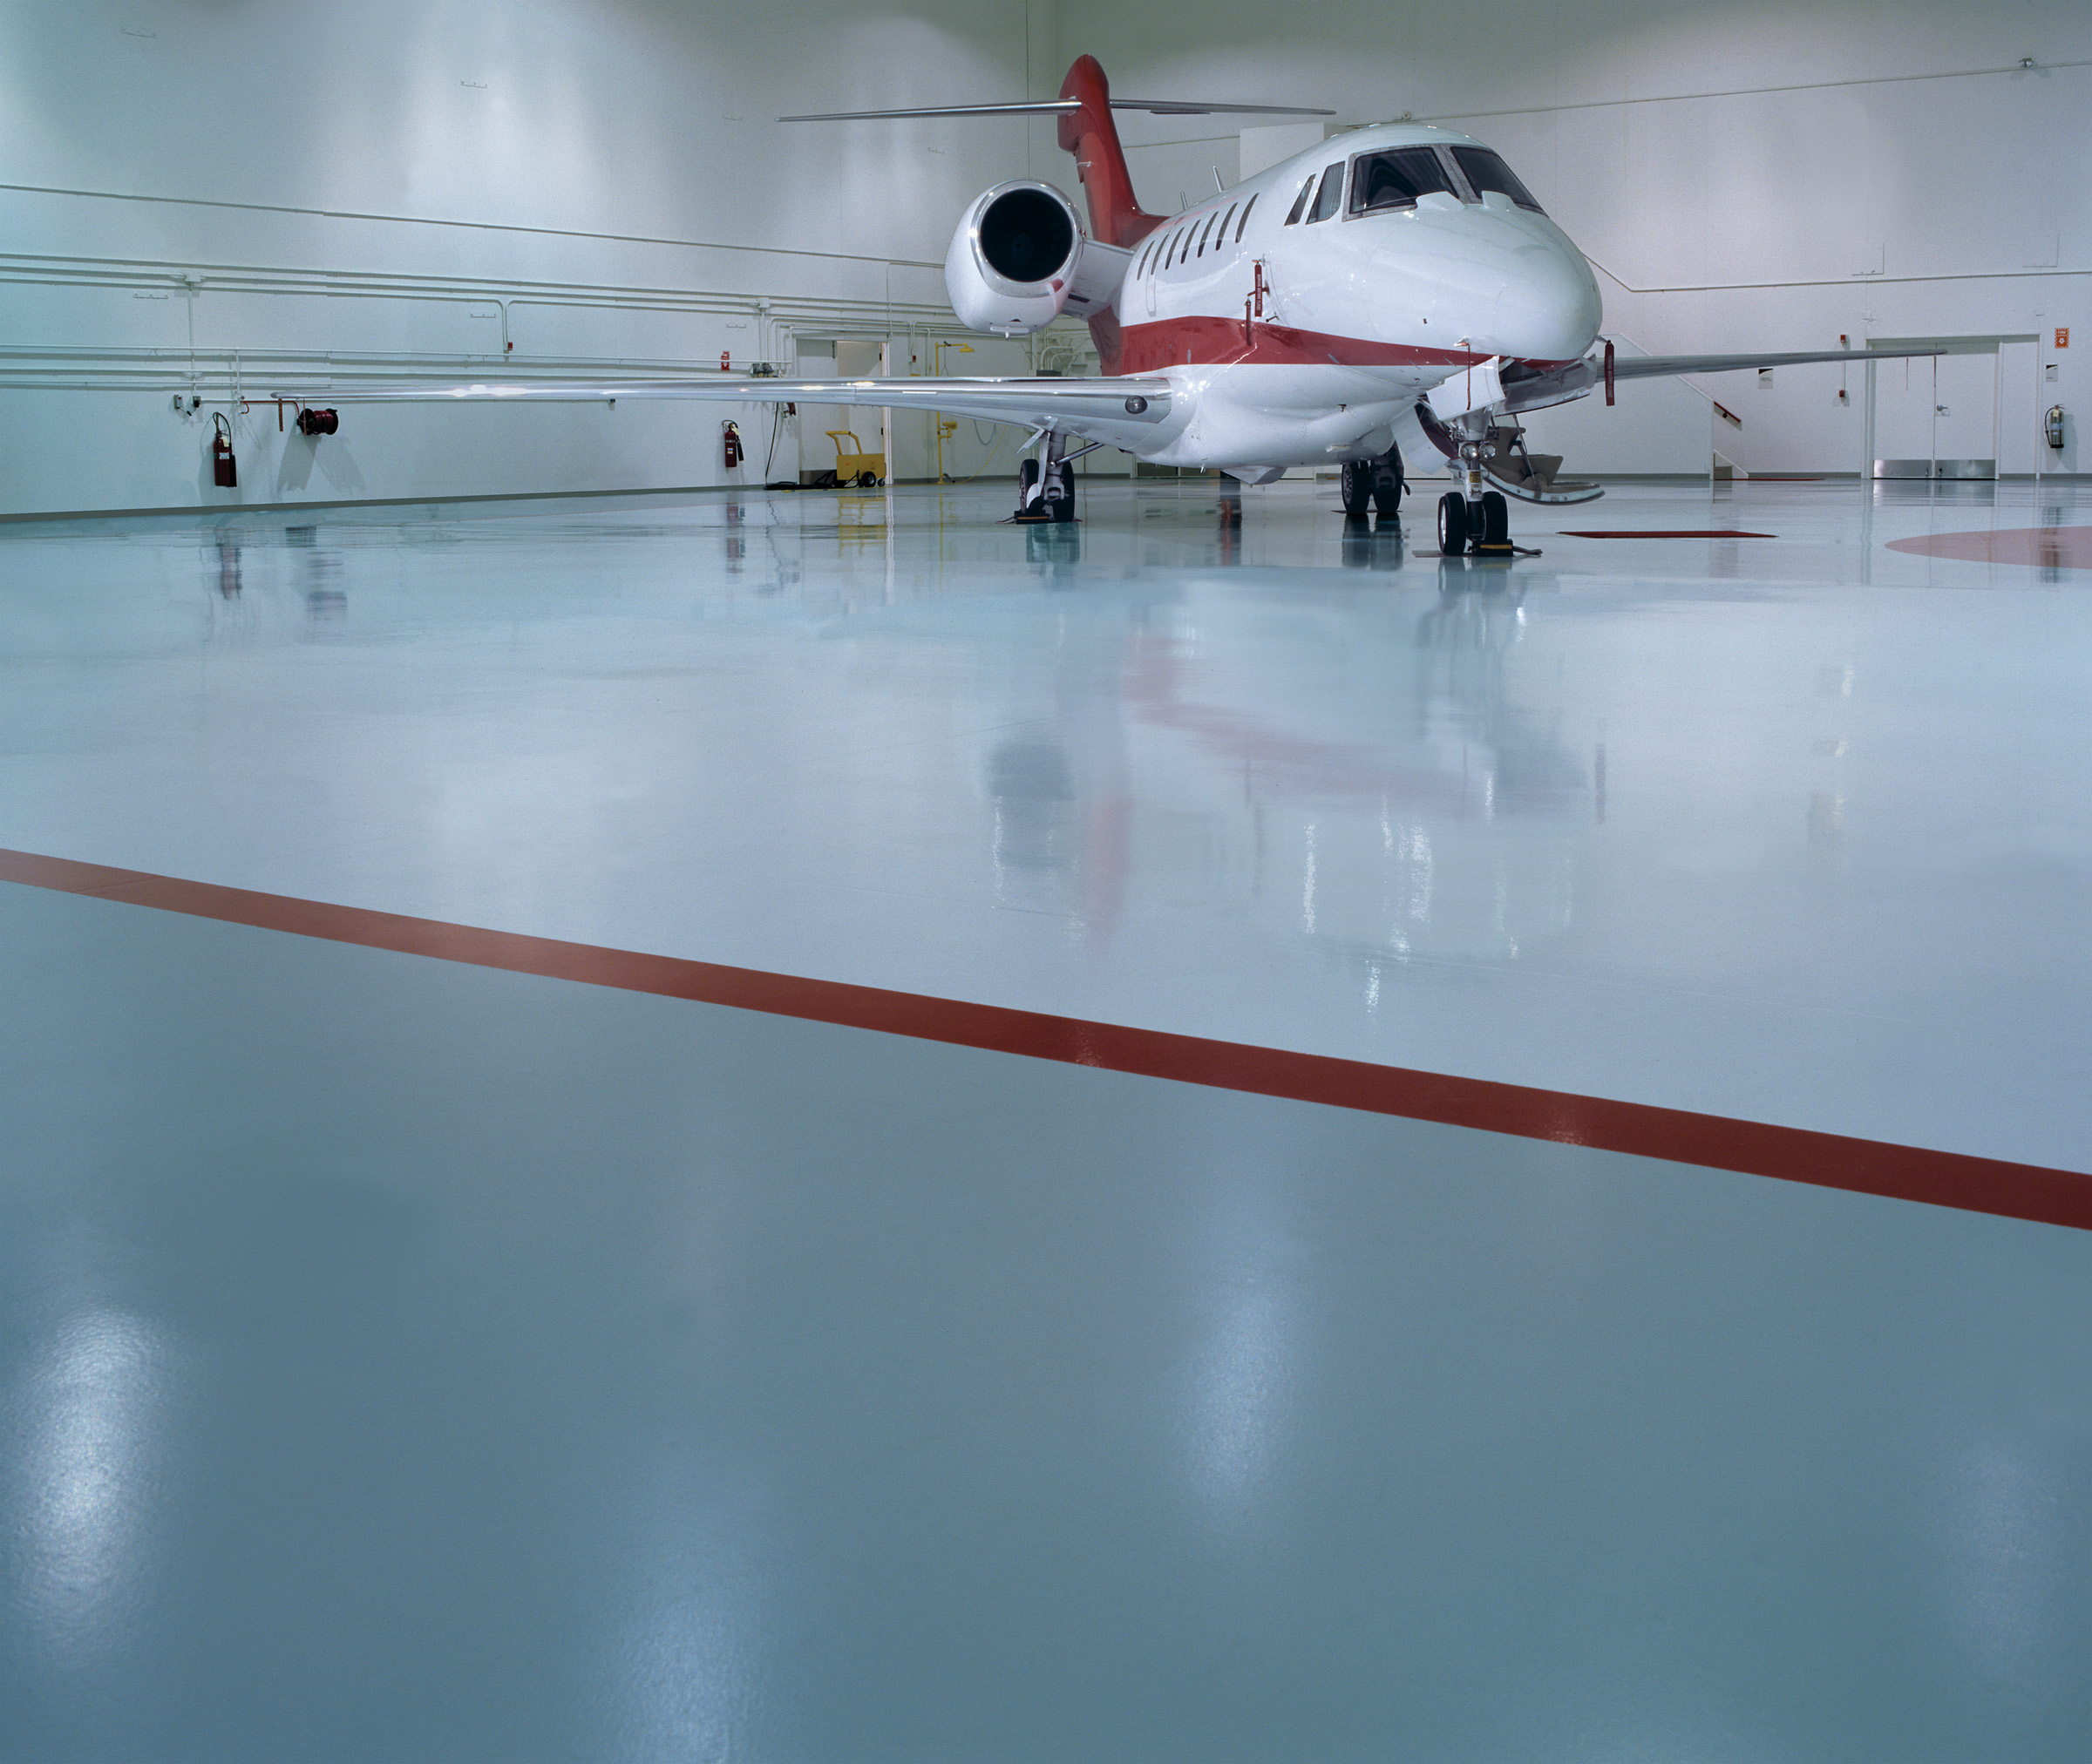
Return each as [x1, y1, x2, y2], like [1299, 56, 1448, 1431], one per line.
[782, 98, 1331, 121]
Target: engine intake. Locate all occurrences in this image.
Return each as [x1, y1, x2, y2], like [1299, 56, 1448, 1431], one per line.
[979, 187, 1075, 282]
[945, 180, 1085, 336]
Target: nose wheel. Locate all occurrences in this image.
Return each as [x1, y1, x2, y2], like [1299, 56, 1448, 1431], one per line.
[1437, 488, 1509, 554]
[1436, 491, 1468, 553]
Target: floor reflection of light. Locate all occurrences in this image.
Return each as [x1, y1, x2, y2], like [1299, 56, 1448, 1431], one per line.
[1184, 1171, 1298, 1528]
[601, 1508, 769, 1764]
[1188, 1278, 1288, 1524]
[11, 1309, 169, 1663]
[1403, 826, 1433, 924]
[1947, 1440, 2059, 1684]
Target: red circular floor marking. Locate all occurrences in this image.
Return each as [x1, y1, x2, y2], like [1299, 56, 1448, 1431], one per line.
[1885, 526, 2092, 567]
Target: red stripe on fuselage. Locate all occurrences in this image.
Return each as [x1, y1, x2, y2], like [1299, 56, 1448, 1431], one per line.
[1116, 315, 1486, 375]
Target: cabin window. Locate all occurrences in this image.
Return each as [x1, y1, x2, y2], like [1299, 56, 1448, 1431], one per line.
[1235, 193, 1256, 240]
[1211, 204, 1237, 252]
[1450, 146, 1545, 214]
[1137, 240, 1155, 277]
[1348, 146, 1456, 214]
[1308, 163, 1344, 221]
[1194, 213, 1218, 257]
[1283, 177, 1315, 226]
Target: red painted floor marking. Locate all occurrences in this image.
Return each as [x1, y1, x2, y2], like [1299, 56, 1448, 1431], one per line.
[4, 845, 2087, 1231]
[1885, 526, 2092, 568]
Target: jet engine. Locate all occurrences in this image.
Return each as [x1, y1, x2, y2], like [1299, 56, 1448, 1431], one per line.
[944, 180, 1085, 336]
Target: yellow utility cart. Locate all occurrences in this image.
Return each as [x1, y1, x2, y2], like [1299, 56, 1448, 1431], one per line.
[825, 430, 885, 488]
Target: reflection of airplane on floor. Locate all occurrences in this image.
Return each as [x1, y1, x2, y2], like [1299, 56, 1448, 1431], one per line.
[299, 57, 1942, 553]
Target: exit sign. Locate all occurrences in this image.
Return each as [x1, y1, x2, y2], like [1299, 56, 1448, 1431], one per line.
[2059, 328, 2071, 349]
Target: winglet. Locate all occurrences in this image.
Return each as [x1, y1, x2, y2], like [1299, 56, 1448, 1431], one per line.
[1056, 57, 1167, 250]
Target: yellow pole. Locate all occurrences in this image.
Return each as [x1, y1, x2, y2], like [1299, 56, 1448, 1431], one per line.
[932, 341, 974, 483]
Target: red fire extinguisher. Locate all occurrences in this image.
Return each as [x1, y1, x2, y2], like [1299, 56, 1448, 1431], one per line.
[723, 420, 743, 470]
[212, 412, 237, 487]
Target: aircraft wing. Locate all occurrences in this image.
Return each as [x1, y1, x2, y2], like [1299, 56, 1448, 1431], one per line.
[291, 374, 1175, 449]
[1608, 346, 1936, 380]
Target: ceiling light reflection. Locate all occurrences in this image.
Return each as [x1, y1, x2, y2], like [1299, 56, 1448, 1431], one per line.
[10, 1309, 171, 1664]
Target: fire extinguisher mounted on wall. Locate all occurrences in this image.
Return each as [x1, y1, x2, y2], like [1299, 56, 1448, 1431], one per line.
[723, 420, 743, 471]
[211, 412, 237, 487]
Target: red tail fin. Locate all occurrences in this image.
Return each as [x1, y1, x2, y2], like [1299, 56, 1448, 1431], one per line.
[1057, 57, 1166, 250]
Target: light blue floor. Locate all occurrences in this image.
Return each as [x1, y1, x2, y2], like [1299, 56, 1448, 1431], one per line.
[2, 478, 2089, 1164]
[4, 882, 2089, 1763]
[3, 477, 2090, 1761]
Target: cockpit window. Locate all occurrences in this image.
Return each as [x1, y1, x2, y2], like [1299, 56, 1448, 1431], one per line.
[1283, 176, 1315, 226]
[1348, 147, 1455, 214]
[1308, 163, 1344, 222]
[1450, 146, 1545, 214]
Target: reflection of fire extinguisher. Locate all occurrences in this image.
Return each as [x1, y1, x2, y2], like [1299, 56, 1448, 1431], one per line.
[212, 412, 237, 487]
[723, 421, 743, 470]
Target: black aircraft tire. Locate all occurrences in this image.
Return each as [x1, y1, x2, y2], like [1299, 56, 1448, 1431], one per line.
[1340, 460, 1374, 516]
[1372, 448, 1404, 515]
[1437, 492, 1469, 555]
[1481, 490, 1510, 546]
[1017, 458, 1040, 512]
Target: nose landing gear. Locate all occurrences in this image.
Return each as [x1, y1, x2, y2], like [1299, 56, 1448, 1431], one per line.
[1437, 431, 1514, 555]
[1438, 486, 1507, 553]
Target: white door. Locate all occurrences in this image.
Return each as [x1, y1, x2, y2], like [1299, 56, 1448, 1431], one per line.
[1873, 349, 1996, 471]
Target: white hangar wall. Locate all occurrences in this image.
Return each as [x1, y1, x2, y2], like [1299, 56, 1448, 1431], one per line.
[1064, 0, 2091, 475]
[7, 2, 2088, 514]
[0, 0, 1068, 518]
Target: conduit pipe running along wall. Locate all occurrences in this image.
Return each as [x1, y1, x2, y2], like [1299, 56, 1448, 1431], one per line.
[0, 254, 1090, 394]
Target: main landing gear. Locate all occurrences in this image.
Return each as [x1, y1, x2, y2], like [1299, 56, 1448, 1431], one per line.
[1015, 433, 1079, 524]
[1339, 446, 1405, 518]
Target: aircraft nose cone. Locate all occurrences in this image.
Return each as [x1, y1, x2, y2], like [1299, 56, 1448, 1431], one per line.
[1488, 228, 1601, 363]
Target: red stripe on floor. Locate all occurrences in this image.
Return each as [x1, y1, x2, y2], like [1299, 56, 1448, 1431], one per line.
[5, 846, 2086, 1231]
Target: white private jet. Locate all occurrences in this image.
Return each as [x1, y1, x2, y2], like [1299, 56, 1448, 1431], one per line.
[308, 55, 1935, 553]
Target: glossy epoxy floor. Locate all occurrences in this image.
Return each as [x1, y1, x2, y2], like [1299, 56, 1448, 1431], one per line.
[3, 477, 2089, 1761]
